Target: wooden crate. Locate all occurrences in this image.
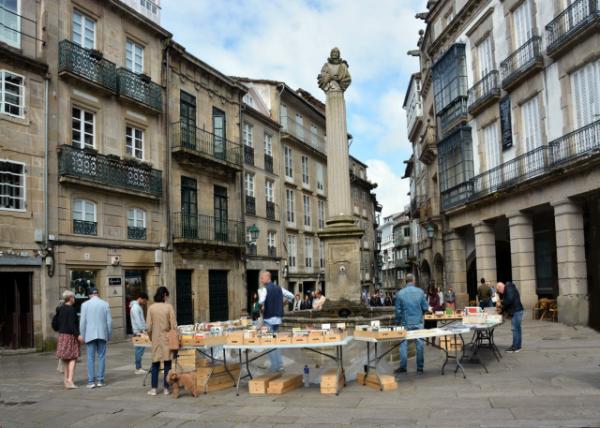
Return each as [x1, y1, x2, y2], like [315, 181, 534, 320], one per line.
[320, 368, 345, 394]
[292, 336, 308, 344]
[248, 372, 282, 394]
[267, 374, 303, 394]
[245, 337, 261, 345]
[356, 372, 398, 391]
[196, 365, 240, 393]
[261, 336, 276, 345]
[226, 332, 244, 345]
[276, 333, 292, 344]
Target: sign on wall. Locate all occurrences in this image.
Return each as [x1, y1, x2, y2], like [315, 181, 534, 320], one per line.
[108, 276, 122, 286]
[499, 96, 513, 150]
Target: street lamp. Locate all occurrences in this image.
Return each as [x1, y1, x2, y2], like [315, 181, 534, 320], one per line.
[426, 223, 435, 239]
[246, 224, 260, 244]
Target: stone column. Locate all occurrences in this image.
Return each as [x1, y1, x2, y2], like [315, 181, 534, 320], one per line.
[474, 221, 497, 285]
[444, 230, 468, 308]
[508, 212, 537, 310]
[552, 200, 589, 325]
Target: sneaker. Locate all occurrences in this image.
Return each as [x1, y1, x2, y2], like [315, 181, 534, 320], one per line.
[147, 388, 157, 396]
[512, 348, 522, 353]
[394, 367, 407, 374]
[506, 346, 515, 353]
[417, 369, 424, 375]
[96, 382, 104, 388]
[163, 389, 170, 396]
[86, 383, 96, 389]
[134, 369, 147, 375]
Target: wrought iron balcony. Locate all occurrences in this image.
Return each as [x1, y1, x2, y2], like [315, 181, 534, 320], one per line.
[117, 67, 162, 112]
[467, 71, 501, 116]
[172, 212, 244, 247]
[245, 195, 256, 216]
[546, 0, 600, 58]
[127, 226, 147, 240]
[441, 181, 474, 211]
[268, 246, 277, 258]
[439, 97, 468, 137]
[58, 40, 116, 93]
[171, 122, 242, 170]
[266, 200, 276, 220]
[264, 154, 273, 173]
[549, 118, 600, 165]
[73, 219, 97, 236]
[244, 145, 254, 165]
[500, 36, 543, 91]
[58, 145, 162, 198]
[280, 115, 326, 154]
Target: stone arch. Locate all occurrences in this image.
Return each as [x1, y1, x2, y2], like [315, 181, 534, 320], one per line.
[419, 259, 431, 290]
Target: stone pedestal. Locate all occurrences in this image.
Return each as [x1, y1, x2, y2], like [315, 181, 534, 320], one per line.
[508, 212, 537, 310]
[552, 200, 589, 326]
[444, 230, 468, 308]
[474, 222, 497, 284]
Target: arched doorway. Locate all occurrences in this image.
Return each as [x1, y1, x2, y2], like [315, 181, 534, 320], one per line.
[433, 253, 444, 290]
[420, 259, 431, 290]
[466, 250, 477, 303]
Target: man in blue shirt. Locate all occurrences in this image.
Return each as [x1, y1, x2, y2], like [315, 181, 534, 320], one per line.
[395, 274, 430, 374]
[258, 270, 294, 372]
[130, 292, 148, 374]
[79, 288, 112, 388]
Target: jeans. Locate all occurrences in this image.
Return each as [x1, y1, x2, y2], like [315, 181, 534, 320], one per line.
[479, 299, 492, 309]
[264, 321, 283, 371]
[400, 324, 424, 370]
[134, 346, 145, 369]
[86, 339, 107, 384]
[511, 310, 524, 349]
[151, 360, 172, 389]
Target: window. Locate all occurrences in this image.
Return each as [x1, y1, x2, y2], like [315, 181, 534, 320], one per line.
[571, 59, 600, 128]
[286, 188, 295, 224]
[0, 0, 20, 47]
[245, 173, 255, 197]
[243, 122, 253, 147]
[126, 126, 144, 159]
[128, 208, 146, 228]
[316, 162, 325, 192]
[72, 107, 95, 149]
[301, 155, 309, 186]
[522, 96, 541, 152]
[73, 198, 96, 234]
[0, 160, 25, 210]
[295, 113, 304, 141]
[304, 237, 313, 269]
[280, 103, 288, 130]
[317, 199, 325, 229]
[284, 146, 293, 179]
[404, 227, 410, 238]
[265, 179, 274, 202]
[477, 36, 495, 79]
[0, 71, 24, 117]
[140, 0, 158, 15]
[483, 122, 500, 170]
[303, 194, 311, 228]
[264, 132, 272, 156]
[513, 0, 533, 49]
[125, 39, 144, 74]
[318, 239, 325, 269]
[288, 234, 297, 269]
[310, 124, 318, 146]
[72, 10, 96, 49]
[267, 231, 276, 248]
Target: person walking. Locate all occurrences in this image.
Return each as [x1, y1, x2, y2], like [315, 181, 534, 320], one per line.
[477, 278, 493, 309]
[395, 273, 430, 374]
[79, 288, 112, 389]
[146, 286, 177, 396]
[130, 291, 148, 375]
[55, 290, 83, 389]
[496, 281, 524, 353]
[258, 270, 294, 372]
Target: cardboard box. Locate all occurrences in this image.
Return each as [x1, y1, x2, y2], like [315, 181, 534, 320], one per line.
[292, 336, 308, 344]
[261, 336, 276, 345]
[226, 332, 244, 345]
[248, 372, 282, 394]
[245, 337, 261, 345]
[267, 374, 303, 394]
[276, 333, 292, 344]
[132, 335, 151, 345]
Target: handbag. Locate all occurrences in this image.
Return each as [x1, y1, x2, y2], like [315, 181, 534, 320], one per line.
[167, 329, 179, 351]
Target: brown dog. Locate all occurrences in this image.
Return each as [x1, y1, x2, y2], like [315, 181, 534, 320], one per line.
[166, 369, 197, 398]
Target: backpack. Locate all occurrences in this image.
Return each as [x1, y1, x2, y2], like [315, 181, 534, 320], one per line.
[51, 306, 61, 332]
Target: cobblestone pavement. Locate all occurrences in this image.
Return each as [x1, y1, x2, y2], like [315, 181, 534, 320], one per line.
[1, 318, 600, 428]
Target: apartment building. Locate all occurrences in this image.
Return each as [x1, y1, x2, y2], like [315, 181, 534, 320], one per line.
[405, 0, 600, 327]
[392, 212, 413, 288]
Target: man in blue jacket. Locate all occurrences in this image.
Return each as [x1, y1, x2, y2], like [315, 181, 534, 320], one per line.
[395, 274, 430, 374]
[79, 287, 112, 388]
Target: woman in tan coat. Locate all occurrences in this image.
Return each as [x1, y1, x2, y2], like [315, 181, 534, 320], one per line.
[146, 286, 177, 396]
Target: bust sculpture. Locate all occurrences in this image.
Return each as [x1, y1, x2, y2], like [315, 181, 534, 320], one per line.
[317, 47, 351, 93]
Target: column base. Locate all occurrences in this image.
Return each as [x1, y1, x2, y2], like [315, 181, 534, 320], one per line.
[557, 294, 589, 326]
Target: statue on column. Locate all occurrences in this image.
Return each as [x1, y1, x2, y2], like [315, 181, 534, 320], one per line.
[317, 47, 351, 92]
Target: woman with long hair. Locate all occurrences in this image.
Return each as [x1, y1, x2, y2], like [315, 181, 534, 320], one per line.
[55, 290, 83, 389]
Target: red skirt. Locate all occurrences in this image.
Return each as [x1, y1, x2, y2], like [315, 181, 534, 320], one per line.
[56, 333, 80, 360]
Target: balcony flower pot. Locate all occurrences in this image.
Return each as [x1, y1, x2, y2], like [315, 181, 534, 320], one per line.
[90, 49, 103, 60]
[139, 73, 152, 83]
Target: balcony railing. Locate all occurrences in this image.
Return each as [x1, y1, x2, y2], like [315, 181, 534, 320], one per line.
[244, 145, 254, 165]
[73, 219, 97, 236]
[467, 70, 501, 115]
[58, 40, 117, 92]
[245, 195, 256, 216]
[246, 244, 257, 256]
[172, 122, 242, 168]
[280, 115, 326, 154]
[500, 36, 543, 90]
[172, 212, 244, 247]
[441, 119, 600, 210]
[58, 145, 162, 197]
[439, 97, 468, 137]
[268, 246, 277, 258]
[264, 154, 273, 173]
[117, 67, 162, 112]
[546, 0, 600, 57]
[127, 226, 147, 240]
[266, 201, 276, 220]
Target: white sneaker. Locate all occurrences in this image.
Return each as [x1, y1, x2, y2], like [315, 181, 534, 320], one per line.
[163, 389, 170, 395]
[96, 382, 104, 388]
[86, 383, 96, 389]
[134, 369, 147, 375]
[147, 388, 157, 396]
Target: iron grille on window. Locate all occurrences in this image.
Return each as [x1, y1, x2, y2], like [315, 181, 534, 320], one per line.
[73, 219, 97, 236]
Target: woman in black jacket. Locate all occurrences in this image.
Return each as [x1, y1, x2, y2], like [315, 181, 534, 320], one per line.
[55, 290, 83, 389]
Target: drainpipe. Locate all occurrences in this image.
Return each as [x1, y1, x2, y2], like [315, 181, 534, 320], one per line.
[41, 76, 49, 351]
[276, 84, 289, 290]
[164, 41, 172, 252]
[239, 92, 248, 314]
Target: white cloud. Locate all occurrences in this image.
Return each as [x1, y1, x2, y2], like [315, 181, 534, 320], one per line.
[366, 159, 410, 218]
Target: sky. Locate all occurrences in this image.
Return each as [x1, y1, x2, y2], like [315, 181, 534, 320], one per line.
[161, 0, 424, 218]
